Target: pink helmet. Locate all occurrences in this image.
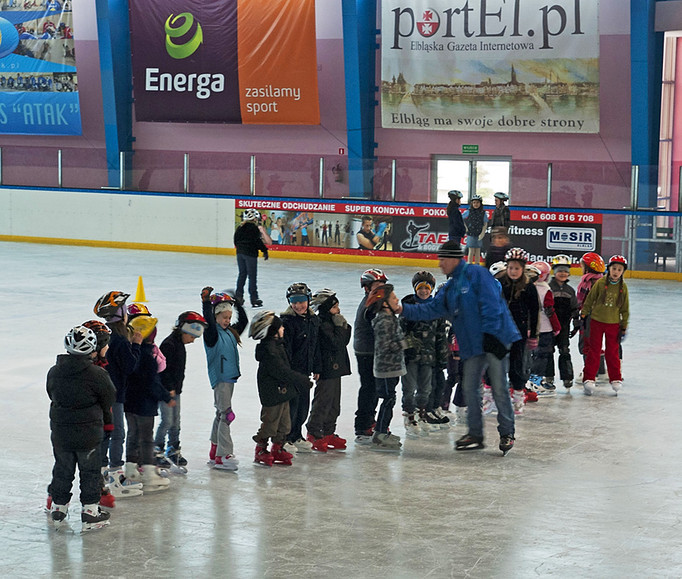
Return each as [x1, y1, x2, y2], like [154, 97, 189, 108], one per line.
[531, 261, 551, 282]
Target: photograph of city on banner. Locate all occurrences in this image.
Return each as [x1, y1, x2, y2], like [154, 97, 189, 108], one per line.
[381, 0, 599, 133]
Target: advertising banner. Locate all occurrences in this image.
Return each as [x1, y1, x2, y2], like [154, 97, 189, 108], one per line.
[235, 199, 601, 264]
[381, 0, 599, 133]
[129, 0, 319, 125]
[0, 2, 81, 135]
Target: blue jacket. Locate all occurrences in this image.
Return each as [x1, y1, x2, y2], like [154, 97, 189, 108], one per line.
[401, 262, 521, 361]
[202, 300, 247, 388]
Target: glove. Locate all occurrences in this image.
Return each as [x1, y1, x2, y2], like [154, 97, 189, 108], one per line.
[233, 294, 244, 307]
[263, 250, 269, 261]
[201, 286, 214, 302]
[482, 333, 509, 360]
[526, 337, 539, 350]
[619, 328, 627, 342]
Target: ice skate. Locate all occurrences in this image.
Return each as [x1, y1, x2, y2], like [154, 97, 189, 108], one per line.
[271, 443, 293, 465]
[283, 441, 298, 455]
[166, 447, 188, 474]
[512, 390, 525, 415]
[124, 461, 144, 484]
[81, 504, 110, 533]
[481, 387, 496, 415]
[214, 455, 239, 471]
[430, 408, 451, 429]
[141, 464, 170, 491]
[455, 433, 485, 451]
[293, 438, 313, 453]
[325, 433, 347, 450]
[354, 428, 374, 445]
[610, 380, 623, 394]
[105, 468, 143, 498]
[370, 432, 402, 451]
[154, 446, 172, 469]
[563, 379, 573, 389]
[403, 412, 423, 438]
[583, 380, 596, 396]
[499, 434, 515, 456]
[50, 504, 69, 530]
[254, 444, 274, 467]
[99, 488, 116, 509]
[418, 408, 440, 432]
[251, 299, 263, 308]
[306, 433, 329, 452]
[207, 442, 218, 466]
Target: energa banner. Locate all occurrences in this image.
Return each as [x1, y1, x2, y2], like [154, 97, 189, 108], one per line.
[0, 1, 81, 135]
[130, 0, 319, 125]
[381, 0, 599, 133]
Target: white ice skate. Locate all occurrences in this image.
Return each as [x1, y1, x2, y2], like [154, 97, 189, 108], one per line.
[81, 504, 110, 533]
[105, 468, 143, 498]
[141, 465, 170, 492]
[50, 503, 69, 530]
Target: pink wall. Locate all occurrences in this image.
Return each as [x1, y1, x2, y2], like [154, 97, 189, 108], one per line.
[672, 36, 682, 211]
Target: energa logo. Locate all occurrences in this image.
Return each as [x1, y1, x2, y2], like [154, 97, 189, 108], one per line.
[165, 13, 203, 59]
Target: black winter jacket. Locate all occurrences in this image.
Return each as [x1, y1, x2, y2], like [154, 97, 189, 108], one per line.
[47, 354, 116, 452]
[124, 342, 171, 416]
[353, 294, 375, 356]
[500, 275, 539, 340]
[447, 201, 466, 240]
[159, 331, 187, 395]
[105, 330, 141, 404]
[317, 312, 352, 379]
[255, 337, 311, 407]
[281, 306, 322, 375]
[234, 221, 268, 257]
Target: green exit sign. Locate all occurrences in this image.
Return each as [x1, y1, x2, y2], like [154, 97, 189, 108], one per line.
[462, 144, 479, 154]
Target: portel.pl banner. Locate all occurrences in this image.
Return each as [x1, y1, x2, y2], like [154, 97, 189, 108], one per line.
[381, 0, 599, 133]
[129, 0, 320, 124]
[0, 2, 81, 135]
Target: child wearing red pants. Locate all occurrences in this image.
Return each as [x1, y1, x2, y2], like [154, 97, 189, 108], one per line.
[580, 255, 629, 396]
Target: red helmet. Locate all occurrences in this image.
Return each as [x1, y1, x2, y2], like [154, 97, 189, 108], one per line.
[581, 252, 606, 273]
[176, 311, 207, 337]
[210, 292, 235, 306]
[360, 268, 388, 288]
[82, 320, 112, 350]
[365, 283, 394, 310]
[127, 302, 152, 319]
[608, 255, 628, 270]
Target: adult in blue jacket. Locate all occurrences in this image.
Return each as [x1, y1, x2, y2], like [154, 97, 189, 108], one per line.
[400, 240, 521, 455]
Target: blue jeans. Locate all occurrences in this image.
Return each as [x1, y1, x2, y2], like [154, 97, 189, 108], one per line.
[154, 394, 181, 449]
[100, 402, 125, 468]
[375, 376, 399, 434]
[236, 253, 259, 303]
[461, 353, 514, 439]
[401, 362, 432, 413]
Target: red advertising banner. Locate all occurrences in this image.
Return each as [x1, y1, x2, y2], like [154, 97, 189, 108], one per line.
[129, 0, 319, 124]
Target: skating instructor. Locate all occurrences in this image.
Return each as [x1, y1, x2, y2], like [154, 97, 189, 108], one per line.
[398, 240, 521, 456]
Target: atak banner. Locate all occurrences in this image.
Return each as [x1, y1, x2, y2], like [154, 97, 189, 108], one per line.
[0, 2, 81, 135]
[381, 0, 599, 133]
[129, 0, 320, 125]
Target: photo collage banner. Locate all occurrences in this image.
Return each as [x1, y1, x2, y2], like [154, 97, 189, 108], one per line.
[381, 0, 599, 133]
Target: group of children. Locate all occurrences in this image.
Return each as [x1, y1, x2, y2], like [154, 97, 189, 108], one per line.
[45, 246, 628, 531]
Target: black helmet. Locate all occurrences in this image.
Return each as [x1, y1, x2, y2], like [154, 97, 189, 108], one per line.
[286, 282, 312, 301]
[412, 271, 436, 291]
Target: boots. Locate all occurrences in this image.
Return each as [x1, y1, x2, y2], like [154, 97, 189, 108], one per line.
[81, 503, 110, 532]
[271, 443, 293, 466]
[306, 433, 328, 452]
[141, 464, 170, 492]
[254, 443, 274, 467]
[325, 433, 347, 450]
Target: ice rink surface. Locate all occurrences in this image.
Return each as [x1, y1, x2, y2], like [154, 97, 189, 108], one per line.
[2, 242, 682, 578]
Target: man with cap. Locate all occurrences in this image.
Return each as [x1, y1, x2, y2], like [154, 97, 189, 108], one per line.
[446, 190, 466, 242]
[398, 240, 521, 455]
[491, 192, 510, 230]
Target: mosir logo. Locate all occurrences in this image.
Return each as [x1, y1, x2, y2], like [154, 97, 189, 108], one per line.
[547, 227, 596, 251]
[165, 13, 203, 59]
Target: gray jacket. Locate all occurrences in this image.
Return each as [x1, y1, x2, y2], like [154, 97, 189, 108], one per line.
[371, 310, 407, 378]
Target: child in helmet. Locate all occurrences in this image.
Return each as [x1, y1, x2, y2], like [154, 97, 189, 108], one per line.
[491, 192, 510, 229]
[306, 289, 351, 451]
[154, 311, 208, 470]
[580, 255, 629, 395]
[366, 283, 407, 451]
[498, 248, 539, 414]
[463, 195, 488, 265]
[124, 309, 175, 492]
[234, 208, 269, 308]
[280, 282, 322, 454]
[527, 262, 562, 391]
[446, 190, 466, 242]
[250, 311, 313, 466]
[47, 326, 116, 532]
[576, 252, 607, 379]
[93, 291, 143, 494]
[201, 287, 248, 470]
[549, 255, 580, 389]
[399, 271, 449, 437]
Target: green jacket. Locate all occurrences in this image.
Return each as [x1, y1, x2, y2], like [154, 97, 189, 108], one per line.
[581, 277, 629, 328]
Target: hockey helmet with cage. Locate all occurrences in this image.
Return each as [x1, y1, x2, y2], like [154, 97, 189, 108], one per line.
[286, 282, 312, 302]
[249, 310, 281, 340]
[531, 261, 551, 282]
[310, 288, 338, 313]
[412, 271, 436, 292]
[175, 311, 208, 338]
[81, 320, 112, 350]
[607, 254, 628, 271]
[360, 268, 388, 288]
[243, 208, 260, 222]
[581, 252, 606, 274]
[93, 291, 130, 320]
[65, 325, 98, 356]
[505, 247, 530, 264]
[489, 261, 507, 278]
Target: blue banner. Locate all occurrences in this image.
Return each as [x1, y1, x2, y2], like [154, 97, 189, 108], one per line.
[0, 1, 81, 135]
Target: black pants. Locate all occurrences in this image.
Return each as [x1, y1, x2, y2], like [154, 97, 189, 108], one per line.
[125, 413, 155, 465]
[509, 339, 529, 390]
[551, 325, 574, 380]
[48, 445, 101, 506]
[307, 377, 341, 438]
[429, 367, 447, 411]
[354, 354, 378, 434]
[375, 376, 399, 434]
[287, 384, 311, 443]
[531, 332, 555, 377]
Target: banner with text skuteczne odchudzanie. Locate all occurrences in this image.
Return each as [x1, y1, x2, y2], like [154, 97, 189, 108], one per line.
[129, 0, 319, 124]
[381, 0, 599, 133]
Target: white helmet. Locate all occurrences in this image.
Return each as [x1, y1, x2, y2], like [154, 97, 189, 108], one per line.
[489, 261, 507, 278]
[243, 208, 260, 222]
[310, 288, 337, 313]
[64, 325, 98, 355]
[525, 263, 541, 282]
[249, 310, 279, 340]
